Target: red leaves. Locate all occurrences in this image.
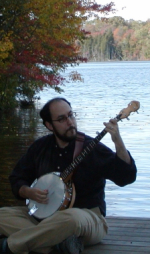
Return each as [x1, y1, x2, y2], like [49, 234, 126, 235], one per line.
[1, 0, 114, 88]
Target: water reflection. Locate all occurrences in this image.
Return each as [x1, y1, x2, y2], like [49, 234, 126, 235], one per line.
[0, 106, 48, 207]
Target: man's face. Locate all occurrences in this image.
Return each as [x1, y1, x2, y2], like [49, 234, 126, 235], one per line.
[49, 100, 77, 143]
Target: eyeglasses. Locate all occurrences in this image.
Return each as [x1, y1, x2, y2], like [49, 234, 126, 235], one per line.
[52, 112, 77, 123]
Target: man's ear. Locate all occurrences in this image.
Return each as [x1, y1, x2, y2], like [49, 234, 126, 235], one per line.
[45, 121, 53, 132]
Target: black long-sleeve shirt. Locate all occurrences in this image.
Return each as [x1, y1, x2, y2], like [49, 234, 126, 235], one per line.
[9, 133, 137, 216]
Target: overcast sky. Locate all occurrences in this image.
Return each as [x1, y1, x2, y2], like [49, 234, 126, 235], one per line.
[98, 0, 150, 21]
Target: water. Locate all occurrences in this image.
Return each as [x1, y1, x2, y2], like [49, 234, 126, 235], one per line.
[0, 61, 150, 217]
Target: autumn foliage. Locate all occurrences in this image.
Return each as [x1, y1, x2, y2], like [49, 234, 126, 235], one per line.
[81, 16, 150, 61]
[0, 0, 114, 109]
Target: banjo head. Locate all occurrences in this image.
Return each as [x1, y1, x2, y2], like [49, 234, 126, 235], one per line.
[27, 173, 65, 219]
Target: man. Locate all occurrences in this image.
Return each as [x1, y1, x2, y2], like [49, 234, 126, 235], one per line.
[0, 97, 137, 254]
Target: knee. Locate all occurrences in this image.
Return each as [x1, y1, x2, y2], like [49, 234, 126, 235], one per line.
[64, 208, 83, 230]
[0, 207, 10, 215]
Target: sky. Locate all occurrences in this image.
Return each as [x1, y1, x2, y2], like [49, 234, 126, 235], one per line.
[98, 0, 150, 21]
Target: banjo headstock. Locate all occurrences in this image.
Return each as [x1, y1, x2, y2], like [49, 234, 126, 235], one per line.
[117, 100, 140, 121]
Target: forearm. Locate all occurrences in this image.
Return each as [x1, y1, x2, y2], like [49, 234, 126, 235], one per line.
[103, 119, 131, 164]
[19, 185, 31, 199]
[115, 137, 131, 164]
[19, 185, 49, 203]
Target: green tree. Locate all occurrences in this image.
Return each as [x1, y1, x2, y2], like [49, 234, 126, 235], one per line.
[0, 0, 114, 110]
[81, 16, 150, 61]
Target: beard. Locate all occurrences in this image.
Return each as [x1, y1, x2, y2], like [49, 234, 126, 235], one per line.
[52, 125, 77, 142]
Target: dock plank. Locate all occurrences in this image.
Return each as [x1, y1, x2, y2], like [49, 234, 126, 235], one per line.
[1, 216, 150, 253]
[83, 216, 150, 254]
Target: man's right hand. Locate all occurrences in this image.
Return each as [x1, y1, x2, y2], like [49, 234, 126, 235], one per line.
[19, 185, 49, 204]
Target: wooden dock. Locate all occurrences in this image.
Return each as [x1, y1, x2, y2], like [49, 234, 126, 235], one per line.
[1, 216, 150, 253]
[83, 216, 150, 254]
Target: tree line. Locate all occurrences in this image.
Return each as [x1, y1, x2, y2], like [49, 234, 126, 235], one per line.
[80, 16, 150, 61]
[0, 0, 114, 111]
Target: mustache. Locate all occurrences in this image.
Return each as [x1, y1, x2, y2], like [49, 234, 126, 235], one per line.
[66, 126, 77, 132]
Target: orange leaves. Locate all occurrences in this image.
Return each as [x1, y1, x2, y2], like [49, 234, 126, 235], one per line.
[0, 0, 114, 106]
[0, 34, 14, 73]
[1, 0, 114, 73]
[0, 37, 13, 60]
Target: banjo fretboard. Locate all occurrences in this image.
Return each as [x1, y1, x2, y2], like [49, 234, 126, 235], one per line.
[61, 100, 140, 183]
[61, 128, 108, 181]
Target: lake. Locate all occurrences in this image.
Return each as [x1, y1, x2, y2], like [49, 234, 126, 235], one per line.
[0, 61, 150, 217]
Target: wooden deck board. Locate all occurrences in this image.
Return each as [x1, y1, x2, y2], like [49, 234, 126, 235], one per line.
[1, 216, 149, 253]
[83, 216, 150, 254]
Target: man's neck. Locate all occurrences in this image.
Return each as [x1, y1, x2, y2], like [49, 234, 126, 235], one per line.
[55, 137, 69, 148]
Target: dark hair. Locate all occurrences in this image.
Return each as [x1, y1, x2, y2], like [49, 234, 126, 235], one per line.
[40, 97, 71, 126]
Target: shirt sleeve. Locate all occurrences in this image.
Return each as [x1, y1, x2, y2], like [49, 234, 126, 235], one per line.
[9, 135, 54, 200]
[93, 141, 137, 187]
[9, 143, 36, 200]
[102, 152, 137, 186]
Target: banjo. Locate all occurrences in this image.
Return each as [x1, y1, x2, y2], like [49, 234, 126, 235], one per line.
[26, 101, 140, 219]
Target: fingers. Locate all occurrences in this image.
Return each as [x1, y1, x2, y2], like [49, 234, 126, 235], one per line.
[103, 119, 121, 143]
[37, 189, 49, 204]
[104, 119, 118, 129]
[103, 124, 114, 131]
[103, 120, 116, 131]
[29, 188, 49, 204]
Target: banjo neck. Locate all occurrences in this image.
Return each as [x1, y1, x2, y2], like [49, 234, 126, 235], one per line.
[61, 100, 140, 183]
[61, 128, 107, 183]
